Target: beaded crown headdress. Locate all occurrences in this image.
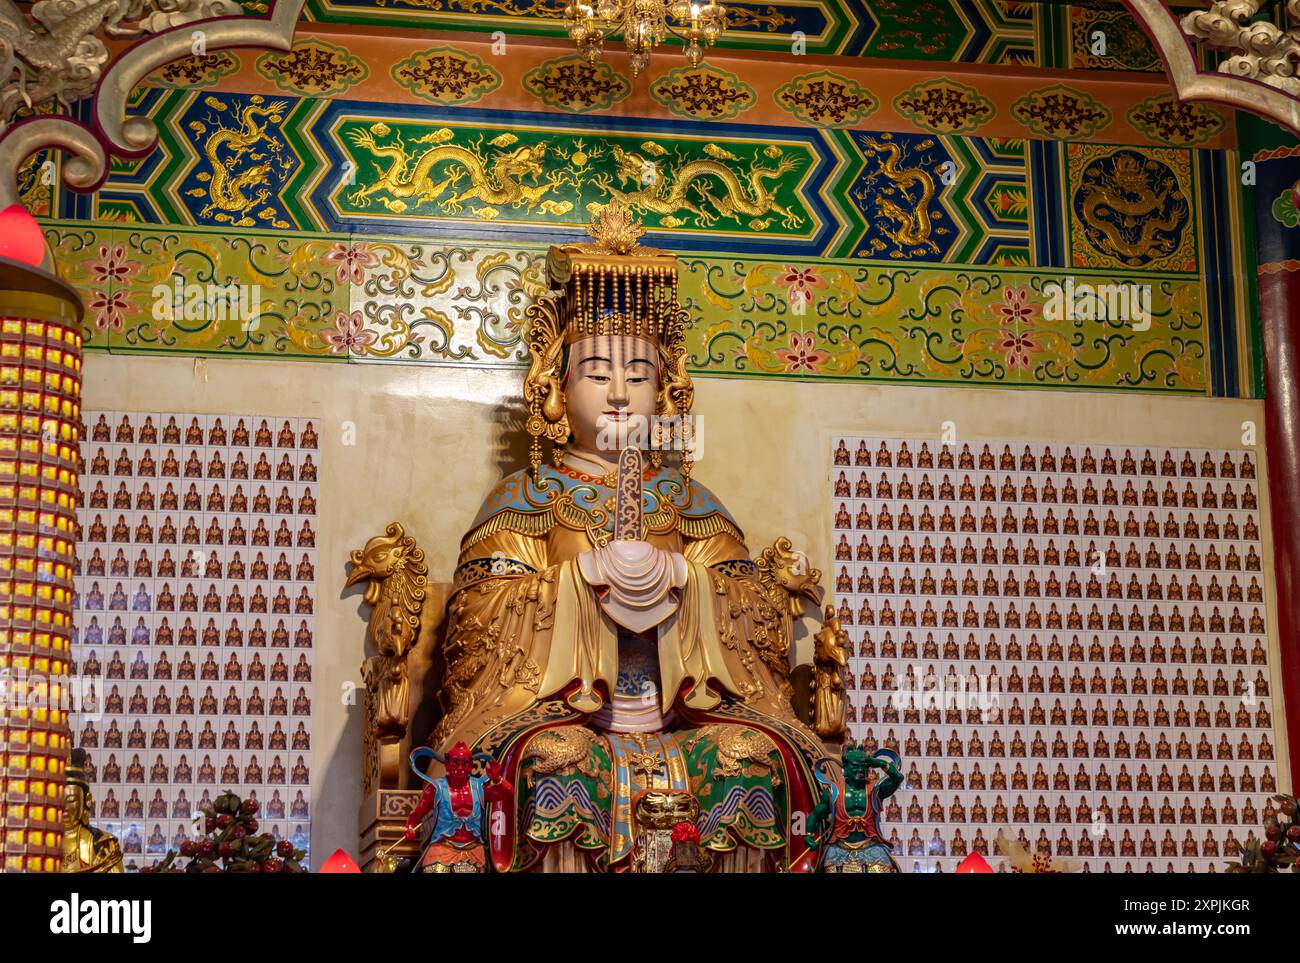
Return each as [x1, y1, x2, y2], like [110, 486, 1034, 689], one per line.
[544, 203, 683, 344]
[522, 203, 695, 476]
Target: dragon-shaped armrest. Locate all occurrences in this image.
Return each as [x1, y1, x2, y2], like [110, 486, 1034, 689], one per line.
[345, 522, 450, 795]
[754, 536, 847, 743]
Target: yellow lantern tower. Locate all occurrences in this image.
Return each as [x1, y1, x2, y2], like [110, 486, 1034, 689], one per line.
[0, 248, 83, 872]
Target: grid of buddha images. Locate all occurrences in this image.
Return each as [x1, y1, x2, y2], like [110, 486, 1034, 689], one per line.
[69, 412, 319, 870]
[829, 436, 1284, 873]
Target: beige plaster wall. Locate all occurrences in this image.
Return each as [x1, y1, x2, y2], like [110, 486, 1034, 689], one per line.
[81, 353, 1290, 865]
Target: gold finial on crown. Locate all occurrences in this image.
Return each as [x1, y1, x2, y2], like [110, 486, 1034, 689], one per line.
[542, 201, 678, 344]
[584, 200, 646, 255]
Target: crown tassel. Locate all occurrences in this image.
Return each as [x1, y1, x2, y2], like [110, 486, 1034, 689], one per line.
[561, 262, 679, 341]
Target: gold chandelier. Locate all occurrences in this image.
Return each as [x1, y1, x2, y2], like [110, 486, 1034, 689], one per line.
[564, 0, 728, 76]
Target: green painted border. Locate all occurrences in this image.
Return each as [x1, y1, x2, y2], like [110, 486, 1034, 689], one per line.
[45, 217, 1214, 395]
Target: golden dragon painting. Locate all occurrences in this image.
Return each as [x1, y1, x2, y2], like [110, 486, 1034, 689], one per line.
[191, 97, 289, 228]
[856, 135, 942, 256]
[599, 142, 805, 230]
[345, 124, 563, 218]
[341, 125, 806, 232]
[1076, 151, 1188, 267]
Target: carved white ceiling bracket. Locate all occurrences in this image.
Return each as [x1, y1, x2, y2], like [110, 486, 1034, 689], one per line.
[1124, 0, 1300, 135]
[0, 0, 306, 209]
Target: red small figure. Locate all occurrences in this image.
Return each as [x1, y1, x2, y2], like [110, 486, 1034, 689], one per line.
[403, 742, 513, 873]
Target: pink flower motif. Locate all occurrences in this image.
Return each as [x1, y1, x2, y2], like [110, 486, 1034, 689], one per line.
[782, 265, 819, 308]
[997, 285, 1033, 326]
[320, 311, 377, 355]
[88, 289, 130, 332]
[999, 328, 1038, 371]
[775, 331, 829, 373]
[321, 243, 380, 285]
[89, 244, 133, 286]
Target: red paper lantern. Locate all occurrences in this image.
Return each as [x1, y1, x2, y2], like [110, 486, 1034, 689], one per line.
[956, 851, 993, 873]
[0, 204, 46, 267]
[319, 848, 361, 873]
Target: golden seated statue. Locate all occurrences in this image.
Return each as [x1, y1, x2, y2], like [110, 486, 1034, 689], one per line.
[347, 205, 846, 873]
[63, 748, 123, 874]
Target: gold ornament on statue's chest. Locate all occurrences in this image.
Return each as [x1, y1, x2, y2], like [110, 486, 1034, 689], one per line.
[631, 789, 709, 873]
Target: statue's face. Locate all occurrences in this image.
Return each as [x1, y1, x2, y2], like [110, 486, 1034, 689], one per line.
[842, 749, 876, 787]
[63, 783, 86, 829]
[564, 334, 659, 455]
[445, 755, 472, 786]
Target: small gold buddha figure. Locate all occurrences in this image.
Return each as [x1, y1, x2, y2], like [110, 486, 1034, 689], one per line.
[62, 748, 123, 873]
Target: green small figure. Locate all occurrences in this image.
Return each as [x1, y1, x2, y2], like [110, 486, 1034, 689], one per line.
[805, 742, 903, 873]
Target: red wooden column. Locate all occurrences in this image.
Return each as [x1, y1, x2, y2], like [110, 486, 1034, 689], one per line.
[1259, 261, 1300, 787]
[1248, 134, 1300, 786]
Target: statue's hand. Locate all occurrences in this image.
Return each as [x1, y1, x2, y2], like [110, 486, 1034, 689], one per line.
[804, 816, 826, 852]
[405, 783, 435, 841]
[804, 808, 824, 848]
[578, 542, 688, 634]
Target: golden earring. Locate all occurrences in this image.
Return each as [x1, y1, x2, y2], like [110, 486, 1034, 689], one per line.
[542, 378, 565, 424]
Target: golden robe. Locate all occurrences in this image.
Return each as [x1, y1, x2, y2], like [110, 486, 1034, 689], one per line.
[62, 823, 124, 873]
[431, 462, 829, 871]
[433, 462, 808, 747]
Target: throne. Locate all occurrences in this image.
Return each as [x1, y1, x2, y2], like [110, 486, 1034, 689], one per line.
[346, 524, 842, 871]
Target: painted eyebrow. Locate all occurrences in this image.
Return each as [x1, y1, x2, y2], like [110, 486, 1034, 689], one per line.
[576, 356, 655, 368]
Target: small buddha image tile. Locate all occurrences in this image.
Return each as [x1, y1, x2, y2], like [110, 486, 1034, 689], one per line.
[829, 437, 1281, 874]
[72, 411, 320, 871]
